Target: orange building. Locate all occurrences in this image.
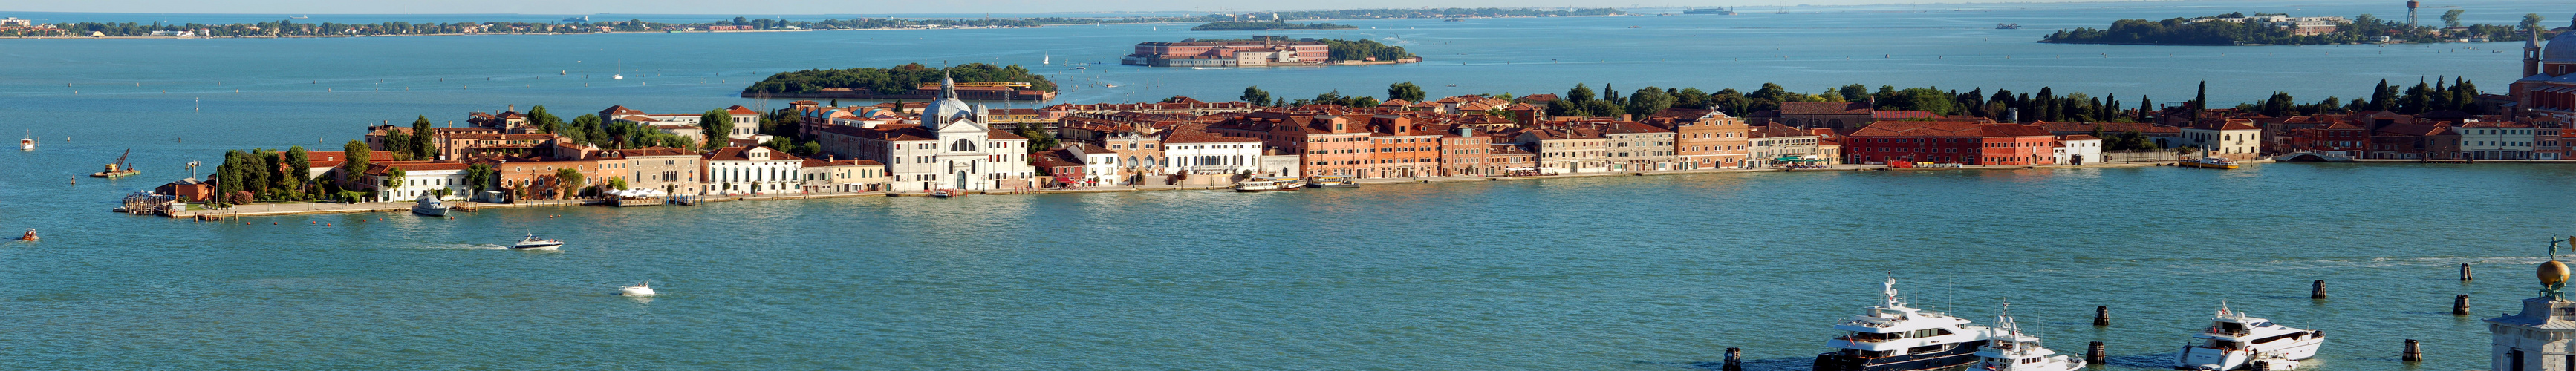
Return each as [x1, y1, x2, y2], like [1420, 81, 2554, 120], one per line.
[1652, 108, 1750, 169]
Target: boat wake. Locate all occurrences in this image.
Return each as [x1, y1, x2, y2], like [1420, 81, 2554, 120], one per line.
[416, 243, 512, 250]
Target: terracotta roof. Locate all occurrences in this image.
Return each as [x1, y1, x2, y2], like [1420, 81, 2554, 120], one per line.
[1599, 121, 1671, 135]
[1850, 122, 2053, 137]
[726, 105, 759, 115]
[703, 146, 803, 162]
[599, 147, 692, 157]
[1871, 111, 1939, 119]
[1779, 102, 1871, 115]
[1162, 124, 1263, 144]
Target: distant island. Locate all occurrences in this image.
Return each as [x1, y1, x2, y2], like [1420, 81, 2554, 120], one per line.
[1123, 36, 1419, 67]
[2042, 12, 2539, 45]
[1191, 21, 1357, 31]
[0, 7, 1622, 39]
[739, 63, 1055, 100]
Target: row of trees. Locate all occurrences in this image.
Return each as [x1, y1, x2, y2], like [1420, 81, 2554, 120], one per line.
[742, 63, 1055, 95]
[2044, 12, 2543, 45]
[2238, 77, 2484, 117]
[1317, 39, 1415, 62]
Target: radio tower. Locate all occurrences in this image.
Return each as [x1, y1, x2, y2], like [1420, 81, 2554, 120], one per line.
[2406, 1, 2420, 27]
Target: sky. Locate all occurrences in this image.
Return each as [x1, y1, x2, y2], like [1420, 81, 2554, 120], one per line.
[0, 0, 2106, 16]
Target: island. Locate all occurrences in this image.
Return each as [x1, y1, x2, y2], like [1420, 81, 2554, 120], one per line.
[2042, 12, 2538, 45]
[738, 63, 1055, 100]
[0, 7, 1619, 39]
[1189, 21, 1357, 31]
[1122, 36, 1419, 67]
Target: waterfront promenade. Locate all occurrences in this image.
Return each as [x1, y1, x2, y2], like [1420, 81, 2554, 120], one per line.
[159, 161, 2176, 219]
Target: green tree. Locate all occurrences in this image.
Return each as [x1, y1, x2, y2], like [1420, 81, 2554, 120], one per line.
[567, 114, 603, 146]
[1388, 82, 1427, 102]
[1624, 87, 1673, 117]
[410, 115, 437, 160]
[553, 168, 586, 199]
[383, 128, 413, 161]
[2525, 13, 2546, 30]
[2442, 10, 2465, 28]
[382, 168, 406, 190]
[1566, 84, 1596, 104]
[464, 163, 497, 193]
[700, 108, 735, 151]
[340, 140, 371, 187]
[284, 146, 311, 198]
[529, 105, 562, 134]
[1240, 86, 1271, 105]
[1015, 123, 1058, 153]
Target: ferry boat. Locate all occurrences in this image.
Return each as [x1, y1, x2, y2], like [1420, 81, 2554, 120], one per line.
[1972, 305, 2085, 371]
[410, 194, 449, 216]
[1995, 23, 2022, 29]
[1232, 177, 1304, 192]
[2179, 157, 2240, 169]
[509, 234, 565, 250]
[2173, 302, 2323, 371]
[1306, 176, 1359, 188]
[1814, 278, 1991, 371]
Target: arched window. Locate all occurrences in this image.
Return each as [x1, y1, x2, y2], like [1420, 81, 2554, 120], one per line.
[949, 139, 978, 152]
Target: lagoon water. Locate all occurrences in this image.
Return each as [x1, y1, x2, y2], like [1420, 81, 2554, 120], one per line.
[2, 0, 2575, 368]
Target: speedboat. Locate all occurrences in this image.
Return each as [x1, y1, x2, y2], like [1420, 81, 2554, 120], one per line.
[509, 234, 565, 250]
[2179, 157, 2240, 169]
[619, 282, 657, 296]
[1814, 278, 1991, 371]
[17, 229, 34, 242]
[2173, 302, 2323, 371]
[1971, 305, 2085, 371]
[411, 194, 449, 216]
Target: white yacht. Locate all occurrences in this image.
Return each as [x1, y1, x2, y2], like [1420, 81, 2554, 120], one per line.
[1814, 278, 1991, 371]
[619, 282, 657, 296]
[509, 234, 565, 250]
[19, 130, 32, 151]
[1971, 304, 2084, 371]
[410, 194, 449, 216]
[2174, 302, 2323, 371]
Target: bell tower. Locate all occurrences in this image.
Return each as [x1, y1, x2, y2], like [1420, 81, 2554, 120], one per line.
[2491, 237, 2576, 371]
[2531, 29, 2547, 77]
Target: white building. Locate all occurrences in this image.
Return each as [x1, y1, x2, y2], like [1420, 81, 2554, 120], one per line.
[1063, 143, 1125, 186]
[2055, 134, 2104, 165]
[368, 162, 471, 201]
[2179, 119, 2264, 158]
[2490, 258, 2576, 371]
[1158, 125, 1267, 175]
[812, 76, 1038, 192]
[603, 105, 764, 143]
[2457, 122, 2540, 160]
[703, 145, 803, 195]
[799, 159, 888, 193]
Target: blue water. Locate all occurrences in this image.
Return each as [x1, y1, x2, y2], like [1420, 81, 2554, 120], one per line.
[1, 0, 2572, 368]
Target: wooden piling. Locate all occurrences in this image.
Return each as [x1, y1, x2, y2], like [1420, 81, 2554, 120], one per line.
[2086, 341, 2106, 364]
[2310, 280, 2327, 299]
[2093, 306, 2110, 326]
[1723, 347, 1742, 371]
[2463, 263, 2474, 281]
[2455, 295, 2472, 315]
[2401, 339, 2422, 362]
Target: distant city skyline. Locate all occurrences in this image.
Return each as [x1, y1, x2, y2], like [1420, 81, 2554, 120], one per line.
[7, 0, 2096, 16]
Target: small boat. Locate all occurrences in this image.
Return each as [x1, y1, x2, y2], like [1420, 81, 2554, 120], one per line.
[1996, 23, 2022, 29]
[619, 282, 657, 296]
[611, 59, 625, 80]
[1972, 304, 2085, 371]
[89, 149, 140, 178]
[2179, 157, 2240, 169]
[928, 188, 968, 198]
[17, 229, 34, 242]
[509, 234, 565, 250]
[2173, 302, 2323, 371]
[19, 130, 31, 151]
[411, 194, 449, 216]
[1306, 176, 1359, 188]
[1812, 278, 1991, 371]
[1232, 177, 1303, 192]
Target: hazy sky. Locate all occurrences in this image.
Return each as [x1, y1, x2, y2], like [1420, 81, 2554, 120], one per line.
[4, 0, 2084, 15]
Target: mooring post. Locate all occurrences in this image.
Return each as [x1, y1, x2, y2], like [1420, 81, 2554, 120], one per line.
[2455, 295, 2472, 315]
[2311, 280, 2328, 299]
[2463, 263, 2474, 281]
[1723, 347, 1743, 371]
[2093, 306, 2110, 326]
[2087, 341, 2107, 364]
[2402, 339, 2423, 362]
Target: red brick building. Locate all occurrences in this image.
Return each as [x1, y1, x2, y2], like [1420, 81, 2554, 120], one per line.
[1844, 122, 2058, 165]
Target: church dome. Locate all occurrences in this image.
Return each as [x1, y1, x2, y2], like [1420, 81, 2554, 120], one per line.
[2547, 30, 2576, 62]
[924, 76, 975, 126]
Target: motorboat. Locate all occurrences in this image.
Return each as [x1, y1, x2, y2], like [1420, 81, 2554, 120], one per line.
[928, 188, 968, 198]
[1971, 304, 2085, 371]
[1306, 176, 1359, 188]
[1232, 177, 1303, 192]
[1813, 278, 1991, 371]
[2173, 302, 2323, 371]
[2179, 157, 2240, 169]
[619, 282, 657, 296]
[509, 234, 565, 250]
[411, 194, 449, 216]
[19, 131, 30, 151]
[17, 229, 34, 242]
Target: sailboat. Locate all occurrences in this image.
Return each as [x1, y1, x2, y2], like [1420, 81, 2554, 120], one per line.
[612, 59, 625, 80]
[1044, 53, 1051, 65]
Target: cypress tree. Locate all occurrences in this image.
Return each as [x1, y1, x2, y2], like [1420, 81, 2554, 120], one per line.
[411, 115, 436, 160]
